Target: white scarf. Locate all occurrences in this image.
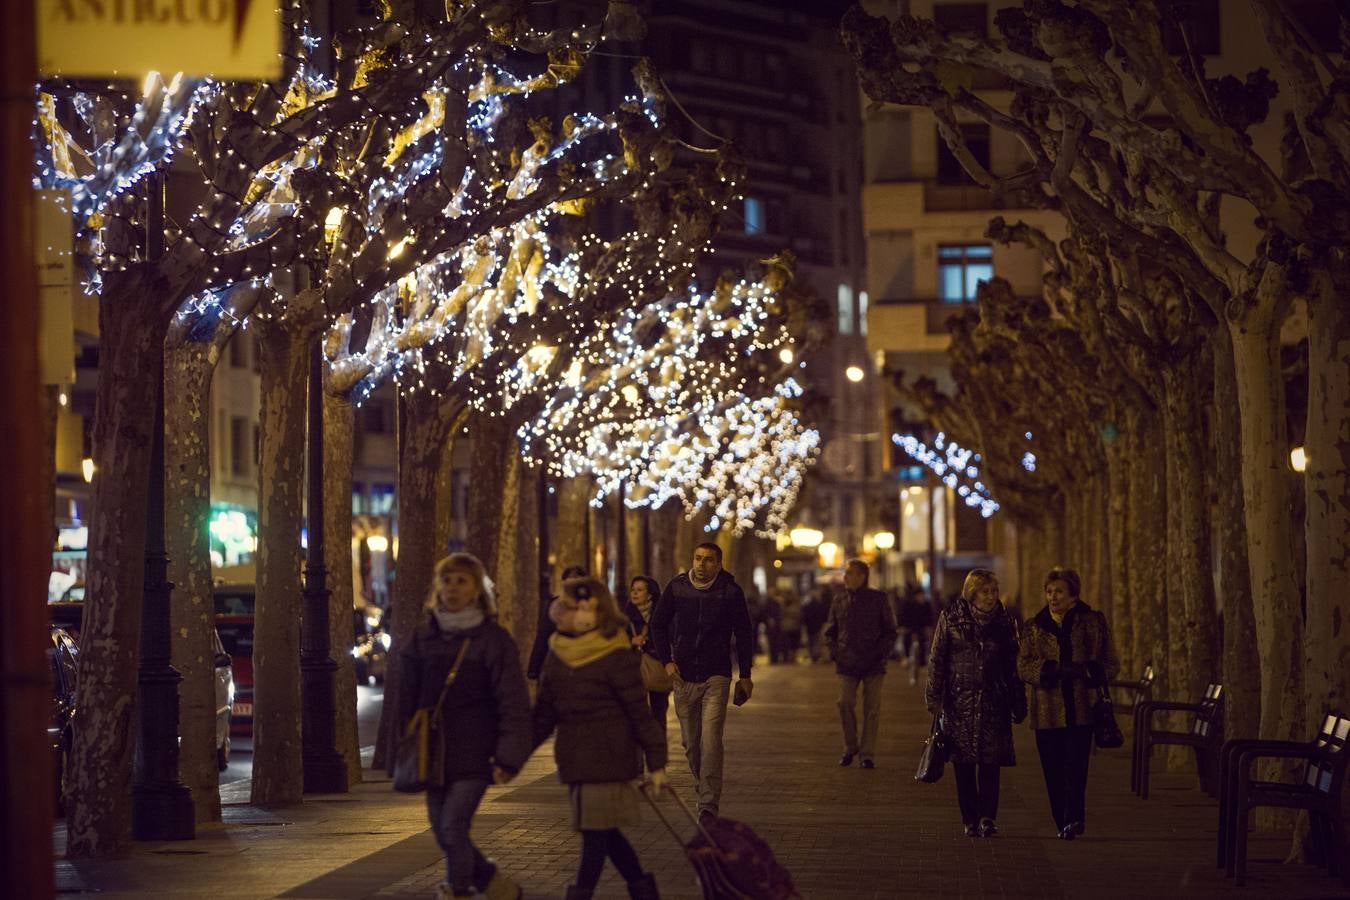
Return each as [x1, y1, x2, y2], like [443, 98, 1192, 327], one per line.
[434, 606, 485, 633]
[688, 570, 718, 591]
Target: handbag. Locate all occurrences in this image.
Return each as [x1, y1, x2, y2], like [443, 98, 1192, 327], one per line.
[1091, 684, 1125, 749]
[393, 637, 472, 793]
[639, 651, 673, 692]
[915, 714, 949, 783]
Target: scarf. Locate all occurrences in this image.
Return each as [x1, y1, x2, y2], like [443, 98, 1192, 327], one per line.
[688, 569, 717, 591]
[434, 606, 484, 634]
[971, 602, 998, 626]
[632, 596, 654, 623]
[548, 628, 631, 668]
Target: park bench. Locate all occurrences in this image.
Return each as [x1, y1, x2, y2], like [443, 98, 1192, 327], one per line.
[1108, 663, 1155, 718]
[1131, 682, 1224, 799]
[1216, 712, 1349, 887]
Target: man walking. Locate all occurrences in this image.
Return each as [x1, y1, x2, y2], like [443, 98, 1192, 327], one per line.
[651, 543, 755, 823]
[825, 559, 898, 769]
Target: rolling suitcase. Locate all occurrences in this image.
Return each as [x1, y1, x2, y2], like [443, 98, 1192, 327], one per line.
[643, 784, 802, 900]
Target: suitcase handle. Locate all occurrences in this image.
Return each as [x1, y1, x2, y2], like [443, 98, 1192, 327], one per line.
[640, 781, 719, 850]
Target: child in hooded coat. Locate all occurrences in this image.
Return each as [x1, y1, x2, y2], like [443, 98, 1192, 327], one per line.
[533, 575, 669, 900]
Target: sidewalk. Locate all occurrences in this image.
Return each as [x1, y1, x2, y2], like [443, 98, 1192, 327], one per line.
[56, 660, 1341, 899]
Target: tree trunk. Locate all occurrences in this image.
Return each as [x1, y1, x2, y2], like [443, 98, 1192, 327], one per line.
[1303, 254, 1350, 738]
[67, 297, 164, 858]
[433, 431, 455, 561]
[375, 391, 460, 771]
[467, 412, 512, 576]
[555, 476, 590, 575]
[1105, 435, 1132, 673]
[250, 319, 309, 807]
[1127, 406, 1169, 705]
[509, 463, 540, 668]
[1212, 328, 1260, 741]
[164, 329, 224, 824]
[1228, 320, 1304, 744]
[322, 388, 362, 786]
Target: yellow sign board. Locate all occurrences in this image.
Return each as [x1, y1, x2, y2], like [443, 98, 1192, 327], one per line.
[36, 0, 281, 80]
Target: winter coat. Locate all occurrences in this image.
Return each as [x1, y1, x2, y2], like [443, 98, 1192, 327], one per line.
[623, 600, 660, 659]
[824, 586, 899, 678]
[1017, 601, 1120, 730]
[397, 615, 532, 781]
[651, 570, 754, 683]
[526, 595, 558, 679]
[533, 634, 668, 783]
[925, 599, 1022, 766]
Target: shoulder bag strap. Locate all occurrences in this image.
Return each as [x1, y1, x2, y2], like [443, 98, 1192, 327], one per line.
[430, 637, 472, 727]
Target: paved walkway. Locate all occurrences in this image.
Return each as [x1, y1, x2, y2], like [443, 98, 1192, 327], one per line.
[55, 660, 1342, 899]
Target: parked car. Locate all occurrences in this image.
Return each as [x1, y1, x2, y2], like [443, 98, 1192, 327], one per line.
[214, 584, 255, 738]
[212, 628, 235, 769]
[351, 607, 389, 686]
[48, 601, 84, 644]
[49, 627, 78, 813]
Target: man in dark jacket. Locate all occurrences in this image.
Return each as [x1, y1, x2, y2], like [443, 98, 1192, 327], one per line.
[651, 542, 754, 822]
[824, 559, 899, 769]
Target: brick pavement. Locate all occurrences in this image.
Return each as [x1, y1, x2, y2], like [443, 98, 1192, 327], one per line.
[54, 659, 1344, 899]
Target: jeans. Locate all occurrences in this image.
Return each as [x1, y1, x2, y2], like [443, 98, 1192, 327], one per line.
[1035, 725, 1094, 830]
[837, 673, 885, 759]
[673, 675, 731, 815]
[952, 763, 1002, 824]
[425, 778, 493, 894]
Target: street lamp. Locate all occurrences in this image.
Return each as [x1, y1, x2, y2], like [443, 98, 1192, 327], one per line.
[873, 531, 895, 551]
[845, 365, 865, 383]
[778, 347, 794, 364]
[788, 526, 823, 549]
[366, 534, 389, 553]
[81, 457, 95, 483]
[818, 541, 841, 568]
[1290, 446, 1308, 473]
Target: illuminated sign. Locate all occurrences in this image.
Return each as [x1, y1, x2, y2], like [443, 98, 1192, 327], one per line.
[37, 1, 281, 80]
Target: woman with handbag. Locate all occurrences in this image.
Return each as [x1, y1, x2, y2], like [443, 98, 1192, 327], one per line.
[925, 568, 1024, 837]
[397, 553, 531, 900]
[624, 574, 672, 734]
[535, 575, 668, 900]
[1017, 567, 1120, 840]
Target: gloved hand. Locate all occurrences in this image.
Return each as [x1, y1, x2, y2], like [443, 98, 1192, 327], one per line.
[734, 677, 754, 706]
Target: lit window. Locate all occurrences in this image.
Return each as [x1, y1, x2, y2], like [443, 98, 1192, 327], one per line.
[744, 197, 764, 235]
[937, 244, 993, 302]
[837, 284, 854, 334]
[859, 290, 869, 336]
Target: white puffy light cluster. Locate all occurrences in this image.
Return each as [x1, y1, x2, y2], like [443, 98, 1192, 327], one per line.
[892, 431, 1000, 518]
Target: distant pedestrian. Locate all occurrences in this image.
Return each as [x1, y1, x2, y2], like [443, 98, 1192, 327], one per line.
[777, 591, 803, 663]
[1017, 567, 1119, 840]
[802, 590, 831, 663]
[398, 553, 531, 900]
[824, 559, 899, 769]
[899, 590, 936, 684]
[534, 575, 667, 900]
[925, 568, 1024, 837]
[623, 574, 671, 735]
[651, 542, 755, 823]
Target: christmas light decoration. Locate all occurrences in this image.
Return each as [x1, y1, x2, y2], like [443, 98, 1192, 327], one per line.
[892, 432, 1000, 518]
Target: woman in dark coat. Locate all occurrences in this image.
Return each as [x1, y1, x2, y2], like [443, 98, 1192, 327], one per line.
[535, 576, 668, 900]
[398, 553, 531, 900]
[926, 568, 1024, 837]
[1018, 567, 1119, 840]
[623, 574, 670, 734]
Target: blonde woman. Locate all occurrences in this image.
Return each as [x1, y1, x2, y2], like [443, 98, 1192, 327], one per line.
[534, 576, 668, 900]
[926, 568, 1024, 837]
[397, 553, 530, 900]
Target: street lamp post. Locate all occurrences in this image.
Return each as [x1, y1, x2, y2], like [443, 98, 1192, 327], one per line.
[300, 340, 347, 793]
[132, 171, 194, 841]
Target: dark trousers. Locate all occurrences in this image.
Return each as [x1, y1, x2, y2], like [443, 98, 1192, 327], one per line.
[952, 762, 1001, 825]
[426, 778, 493, 894]
[1034, 725, 1094, 830]
[649, 690, 669, 735]
[578, 828, 643, 890]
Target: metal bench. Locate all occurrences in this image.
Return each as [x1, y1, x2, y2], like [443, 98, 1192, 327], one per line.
[1131, 682, 1224, 799]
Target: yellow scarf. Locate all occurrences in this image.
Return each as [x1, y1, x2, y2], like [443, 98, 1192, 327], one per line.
[549, 628, 631, 668]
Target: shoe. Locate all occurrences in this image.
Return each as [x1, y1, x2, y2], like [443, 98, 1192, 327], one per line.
[839, 752, 855, 767]
[1069, 821, 1085, 836]
[860, 758, 875, 770]
[566, 887, 595, 900]
[627, 872, 661, 899]
[963, 823, 980, 837]
[978, 818, 997, 837]
[1057, 824, 1076, 841]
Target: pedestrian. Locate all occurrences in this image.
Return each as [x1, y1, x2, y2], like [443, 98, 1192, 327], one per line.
[398, 553, 531, 900]
[533, 575, 667, 900]
[925, 568, 1024, 837]
[623, 574, 671, 735]
[824, 559, 899, 769]
[1017, 567, 1119, 840]
[527, 564, 589, 683]
[901, 590, 936, 685]
[763, 591, 784, 663]
[778, 591, 802, 663]
[651, 542, 755, 824]
[802, 589, 831, 663]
